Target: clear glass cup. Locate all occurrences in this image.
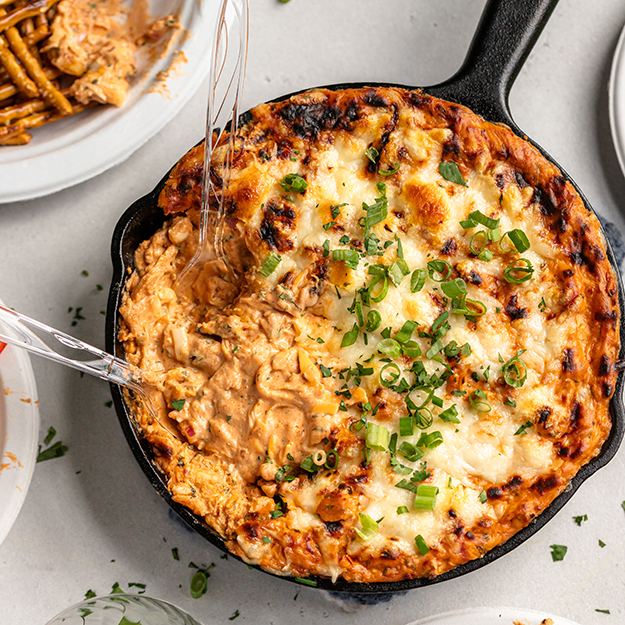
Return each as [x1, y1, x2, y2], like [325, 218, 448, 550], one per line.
[45, 594, 203, 625]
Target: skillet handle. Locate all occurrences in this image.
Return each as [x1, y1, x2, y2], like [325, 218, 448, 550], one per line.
[428, 0, 559, 124]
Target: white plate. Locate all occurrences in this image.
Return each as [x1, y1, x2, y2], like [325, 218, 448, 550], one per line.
[609, 21, 625, 180]
[410, 607, 581, 625]
[0, 0, 220, 204]
[0, 300, 39, 546]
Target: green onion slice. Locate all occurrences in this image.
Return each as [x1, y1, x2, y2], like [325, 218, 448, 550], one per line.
[380, 362, 401, 387]
[427, 259, 452, 282]
[415, 534, 430, 555]
[410, 269, 427, 292]
[469, 389, 491, 413]
[399, 416, 414, 436]
[401, 340, 421, 358]
[365, 310, 382, 332]
[469, 231, 489, 256]
[468, 209, 500, 230]
[259, 253, 282, 277]
[501, 229, 531, 253]
[366, 422, 390, 451]
[368, 274, 390, 303]
[503, 258, 534, 284]
[395, 320, 418, 344]
[332, 249, 360, 270]
[502, 351, 528, 388]
[441, 278, 467, 299]
[378, 338, 402, 358]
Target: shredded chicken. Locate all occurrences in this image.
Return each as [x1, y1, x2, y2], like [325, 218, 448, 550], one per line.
[44, 0, 177, 107]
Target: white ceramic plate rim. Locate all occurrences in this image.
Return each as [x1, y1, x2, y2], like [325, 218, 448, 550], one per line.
[608, 21, 625, 180]
[0, 297, 40, 547]
[409, 606, 581, 625]
[0, 1, 219, 204]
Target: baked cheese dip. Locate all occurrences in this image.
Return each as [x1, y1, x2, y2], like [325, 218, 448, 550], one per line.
[119, 87, 620, 584]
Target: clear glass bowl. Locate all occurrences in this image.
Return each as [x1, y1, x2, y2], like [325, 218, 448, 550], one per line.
[45, 594, 203, 625]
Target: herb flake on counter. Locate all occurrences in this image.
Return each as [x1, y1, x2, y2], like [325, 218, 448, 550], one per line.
[572, 514, 588, 526]
[128, 582, 146, 594]
[229, 610, 241, 621]
[172, 547, 179, 560]
[598, 539, 606, 548]
[595, 609, 611, 614]
[190, 570, 208, 599]
[84, 589, 96, 599]
[293, 577, 318, 587]
[81, 270, 89, 277]
[118, 618, 141, 625]
[550, 544, 567, 562]
[43, 426, 57, 445]
[37, 440, 68, 463]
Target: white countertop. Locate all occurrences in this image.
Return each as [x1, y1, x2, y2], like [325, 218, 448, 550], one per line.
[2, 1, 625, 624]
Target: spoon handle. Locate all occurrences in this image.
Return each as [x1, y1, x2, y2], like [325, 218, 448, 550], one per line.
[0, 304, 143, 391]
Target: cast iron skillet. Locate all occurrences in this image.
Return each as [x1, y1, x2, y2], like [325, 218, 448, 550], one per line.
[106, 0, 625, 594]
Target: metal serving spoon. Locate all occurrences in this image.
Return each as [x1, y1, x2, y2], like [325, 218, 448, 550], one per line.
[178, 0, 249, 281]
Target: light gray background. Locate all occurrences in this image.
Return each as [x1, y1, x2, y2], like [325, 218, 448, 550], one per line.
[1, 1, 625, 623]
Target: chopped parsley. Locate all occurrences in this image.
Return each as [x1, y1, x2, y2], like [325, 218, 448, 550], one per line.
[550, 544, 568, 562]
[572, 514, 588, 526]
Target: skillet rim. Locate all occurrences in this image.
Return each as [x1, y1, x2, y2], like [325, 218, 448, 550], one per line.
[105, 82, 625, 594]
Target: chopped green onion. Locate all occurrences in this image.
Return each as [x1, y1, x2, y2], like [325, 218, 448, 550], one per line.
[398, 442, 423, 462]
[366, 422, 390, 451]
[401, 340, 421, 358]
[464, 298, 487, 317]
[378, 338, 402, 358]
[416, 431, 443, 449]
[388, 260, 410, 286]
[399, 416, 414, 436]
[379, 163, 401, 177]
[410, 269, 427, 292]
[171, 399, 186, 411]
[503, 229, 531, 253]
[478, 249, 494, 262]
[514, 420, 533, 436]
[502, 351, 527, 387]
[414, 407, 434, 430]
[460, 217, 476, 229]
[380, 363, 401, 387]
[438, 161, 467, 186]
[368, 274, 389, 303]
[415, 534, 430, 555]
[439, 405, 460, 423]
[468, 209, 500, 230]
[488, 226, 502, 242]
[362, 183, 388, 234]
[427, 260, 452, 282]
[479, 490, 487, 503]
[441, 278, 467, 299]
[397, 505, 410, 515]
[365, 310, 382, 332]
[293, 577, 318, 587]
[503, 258, 534, 284]
[190, 571, 208, 599]
[469, 231, 489, 256]
[426, 339, 444, 359]
[414, 483, 439, 510]
[325, 449, 339, 470]
[469, 389, 491, 413]
[355, 512, 379, 540]
[322, 240, 330, 257]
[341, 323, 359, 348]
[332, 249, 360, 270]
[395, 320, 418, 344]
[365, 146, 380, 164]
[280, 173, 308, 194]
[259, 253, 282, 277]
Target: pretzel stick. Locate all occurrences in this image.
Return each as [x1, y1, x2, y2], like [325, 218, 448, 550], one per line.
[0, 130, 30, 144]
[0, 102, 85, 141]
[0, 35, 38, 97]
[3, 20, 71, 114]
[0, 0, 58, 34]
[0, 94, 46, 124]
[24, 20, 46, 45]
[0, 80, 16, 100]
[21, 17, 34, 36]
